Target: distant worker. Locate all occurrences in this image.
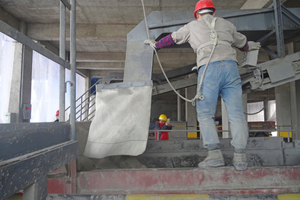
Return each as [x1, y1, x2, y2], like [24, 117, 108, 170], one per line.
[154, 114, 172, 140]
[54, 110, 59, 122]
[145, 0, 261, 170]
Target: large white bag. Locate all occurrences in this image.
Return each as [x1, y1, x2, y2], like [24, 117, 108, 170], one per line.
[84, 81, 152, 159]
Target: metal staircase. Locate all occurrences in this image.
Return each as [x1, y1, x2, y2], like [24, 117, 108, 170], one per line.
[65, 79, 100, 122]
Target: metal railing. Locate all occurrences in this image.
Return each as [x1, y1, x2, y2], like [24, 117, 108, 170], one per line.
[65, 79, 101, 121]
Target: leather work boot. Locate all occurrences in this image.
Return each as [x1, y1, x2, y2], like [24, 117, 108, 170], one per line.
[233, 152, 248, 171]
[198, 149, 225, 168]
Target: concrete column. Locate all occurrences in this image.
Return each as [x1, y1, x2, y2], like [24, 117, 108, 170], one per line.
[8, 21, 32, 123]
[287, 43, 299, 140]
[20, 45, 33, 122]
[222, 99, 231, 138]
[275, 83, 292, 139]
[177, 89, 182, 122]
[185, 87, 197, 134]
[8, 42, 23, 123]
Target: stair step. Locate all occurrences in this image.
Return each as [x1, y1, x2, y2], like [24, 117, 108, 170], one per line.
[75, 166, 300, 195]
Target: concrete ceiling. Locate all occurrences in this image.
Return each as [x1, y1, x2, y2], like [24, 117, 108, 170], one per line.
[0, 0, 262, 77]
[0, 0, 293, 83]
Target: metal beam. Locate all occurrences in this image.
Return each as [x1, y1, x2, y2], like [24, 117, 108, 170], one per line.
[0, 123, 69, 161]
[282, 6, 300, 28]
[60, 0, 71, 10]
[153, 76, 197, 96]
[76, 62, 125, 70]
[0, 20, 69, 69]
[274, 0, 285, 58]
[154, 63, 197, 82]
[0, 141, 78, 200]
[257, 30, 276, 43]
[261, 46, 279, 59]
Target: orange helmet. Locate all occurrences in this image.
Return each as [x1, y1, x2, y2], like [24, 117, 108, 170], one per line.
[194, 0, 216, 19]
[56, 110, 59, 116]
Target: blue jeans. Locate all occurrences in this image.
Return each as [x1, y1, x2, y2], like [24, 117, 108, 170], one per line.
[196, 60, 248, 150]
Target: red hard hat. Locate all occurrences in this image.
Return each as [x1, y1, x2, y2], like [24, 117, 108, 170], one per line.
[56, 110, 59, 116]
[194, 0, 216, 19]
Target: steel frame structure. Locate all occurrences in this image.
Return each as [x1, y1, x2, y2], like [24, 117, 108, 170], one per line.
[123, 4, 300, 93]
[0, 0, 78, 199]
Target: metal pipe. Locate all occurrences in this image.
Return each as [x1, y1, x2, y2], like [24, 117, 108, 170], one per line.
[59, 1, 66, 122]
[70, 0, 76, 141]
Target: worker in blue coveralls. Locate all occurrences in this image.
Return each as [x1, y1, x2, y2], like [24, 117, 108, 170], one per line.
[144, 0, 261, 170]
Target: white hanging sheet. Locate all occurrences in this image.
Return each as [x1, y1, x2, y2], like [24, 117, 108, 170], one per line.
[84, 81, 152, 159]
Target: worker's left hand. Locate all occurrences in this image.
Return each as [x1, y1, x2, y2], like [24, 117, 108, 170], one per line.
[248, 41, 261, 51]
[144, 39, 156, 49]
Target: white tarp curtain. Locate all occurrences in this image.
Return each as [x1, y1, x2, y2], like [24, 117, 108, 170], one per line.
[31, 52, 86, 122]
[247, 101, 276, 122]
[267, 100, 276, 121]
[0, 33, 15, 123]
[84, 82, 152, 159]
[247, 101, 265, 122]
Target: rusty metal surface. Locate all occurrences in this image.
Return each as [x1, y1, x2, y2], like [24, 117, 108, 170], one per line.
[47, 177, 73, 194]
[77, 166, 300, 195]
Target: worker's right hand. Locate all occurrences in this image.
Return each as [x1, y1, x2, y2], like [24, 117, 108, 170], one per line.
[144, 39, 156, 49]
[248, 41, 261, 51]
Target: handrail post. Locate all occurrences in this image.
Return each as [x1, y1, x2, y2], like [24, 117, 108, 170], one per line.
[80, 96, 83, 121]
[70, 0, 76, 141]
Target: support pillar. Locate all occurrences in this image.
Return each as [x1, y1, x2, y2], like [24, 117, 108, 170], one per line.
[222, 99, 231, 138]
[20, 45, 33, 123]
[59, 1, 66, 122]
[287, 43, 300, 140]
[8, 22, 32, 123]
[185, 87, 197, 134]
[70, 0, 76, 140]
[177, 90, 182, 122]
[23, 176, 47, 200]
[275, 84, 292, 141]
[8, 42, 22, 123]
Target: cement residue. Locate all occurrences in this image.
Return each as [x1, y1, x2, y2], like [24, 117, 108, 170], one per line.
[248, 154, 264, 166]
